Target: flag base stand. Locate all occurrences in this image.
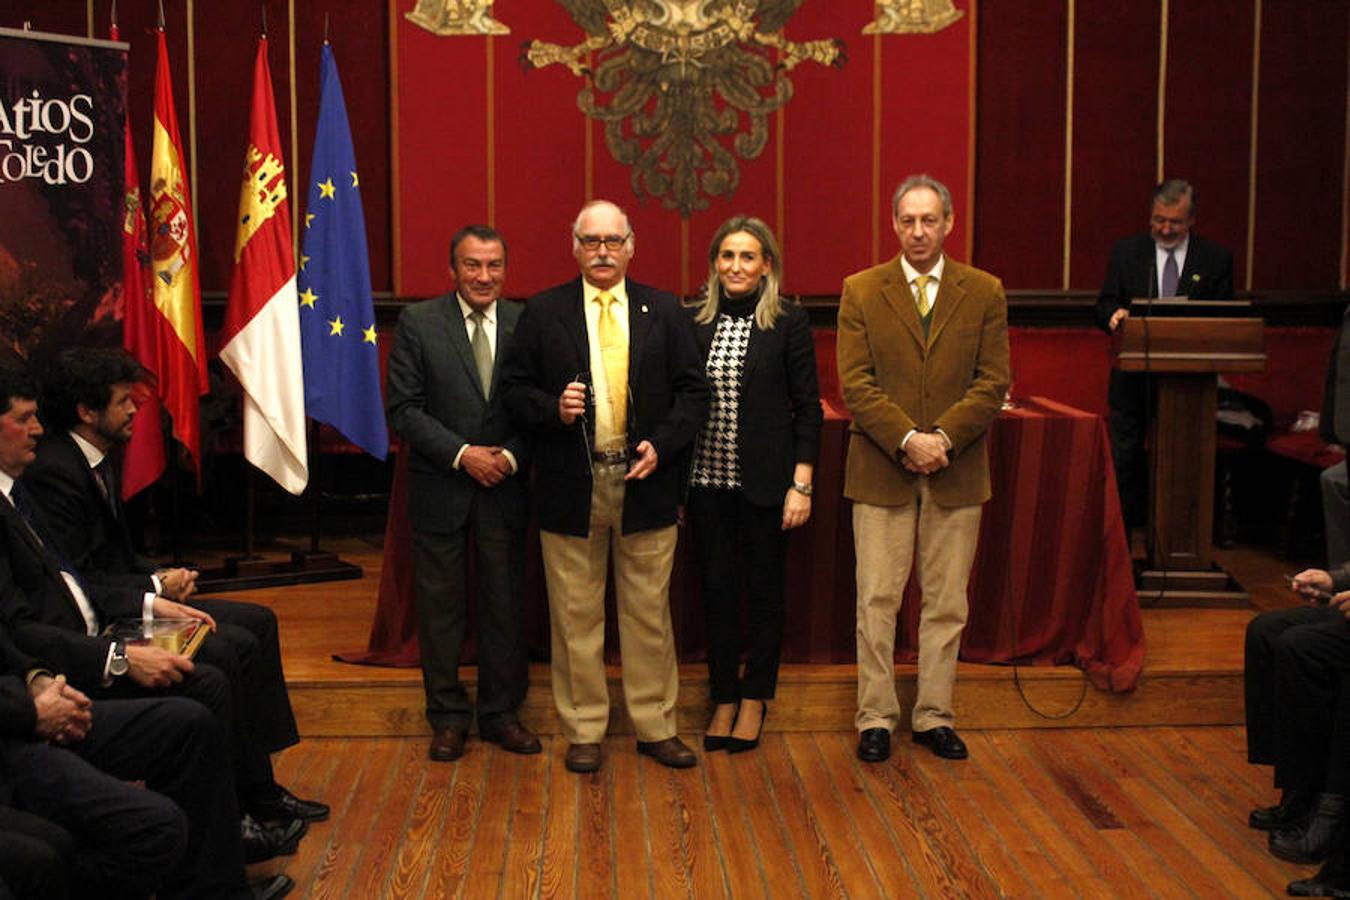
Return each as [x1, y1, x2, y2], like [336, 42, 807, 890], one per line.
[196, 548, 362, 593]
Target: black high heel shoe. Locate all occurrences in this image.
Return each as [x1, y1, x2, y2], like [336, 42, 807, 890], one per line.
[703, 703, 737, 752]
[726, 701, 767, 754]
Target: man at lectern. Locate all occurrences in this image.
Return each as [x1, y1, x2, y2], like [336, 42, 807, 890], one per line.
[1096, 178, 1235, 529]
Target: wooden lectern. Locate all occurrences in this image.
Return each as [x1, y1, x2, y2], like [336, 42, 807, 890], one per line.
[1114, 309, 1264, 605]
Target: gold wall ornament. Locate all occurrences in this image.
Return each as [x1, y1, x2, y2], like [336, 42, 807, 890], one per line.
[863, 0, 963, 35]
[406, 0, 510, 36]
[526, 1, 845, 217]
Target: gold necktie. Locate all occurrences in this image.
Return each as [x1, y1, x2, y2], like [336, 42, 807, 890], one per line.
[914, 274, 934, 317]
[595, 291, 628, 445]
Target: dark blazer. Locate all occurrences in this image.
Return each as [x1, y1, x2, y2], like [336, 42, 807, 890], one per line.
[0, 492, 139, 689]
[501, 277, 709, 536]
[23, 434, 153, 595]
[690, 298, 823, 507]
[1095, 232, 1235, 331]
[1321, 303, 1350, 444]
[387, 294, 531, 533]
[0, 625, 41, 740]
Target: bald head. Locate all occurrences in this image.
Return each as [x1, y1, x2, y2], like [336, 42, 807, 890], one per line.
[572, 200, 634, 290]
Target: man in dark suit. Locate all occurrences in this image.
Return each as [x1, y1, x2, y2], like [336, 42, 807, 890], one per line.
[387, 225, 538, 762]
[501, 200, 709, 774]
[1096, 178, 1235, 527]
[0, 366, 308, 869]
[0, 616, 292, 899]
[22, 348, 327, 829]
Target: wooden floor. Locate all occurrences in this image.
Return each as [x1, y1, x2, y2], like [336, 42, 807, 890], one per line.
[261, 726, 1306, 899]
[215, 537, 1315, 897]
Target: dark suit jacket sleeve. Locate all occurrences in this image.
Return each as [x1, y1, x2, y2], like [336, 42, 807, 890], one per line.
[643, 292, 709, 463]
[783, 304, 824, 464]
[1096, 238, 1135, 332]
[387, 304, 469, 468]
[500, 297, 574, 435]
[0, 626, 40, 739]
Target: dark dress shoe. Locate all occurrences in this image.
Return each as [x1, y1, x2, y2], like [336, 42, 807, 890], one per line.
[481, 720, 542, 755]
[1270, 793, 1346, 864]
[637, 737, 697, 768]
[565, 742, 602, 773]
[912, 726, 969, 760]
[727, 702, 768, 754]
[241, 814, 308, 864]
[429, 726, 467, 762]
[1288, 848, 1350, 897]
[250, 873, 295, 900]
[251, 786, 331, 823]
[857, 728, 891, 763]
[1250, 787, 1314, 830]
[703, 734, 730, 752]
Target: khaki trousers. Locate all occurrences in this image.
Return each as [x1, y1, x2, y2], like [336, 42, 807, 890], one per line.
[853, 477, 982, 733]
[539, 466, 680, 743]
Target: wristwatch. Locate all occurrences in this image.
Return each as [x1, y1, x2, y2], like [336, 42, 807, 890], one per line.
[791, 480, 813, 497]
[108, 640, 129, 678]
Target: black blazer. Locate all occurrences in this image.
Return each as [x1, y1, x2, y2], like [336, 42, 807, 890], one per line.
[1095, 232, 1235, 332]
[386, 294, 531, 533]
[501, 277, 709, 536]
[0, 492, 139, 690]
[0, 624, 42, 740]
[23, 433, 154, 595]
[690, 299, 823, 507]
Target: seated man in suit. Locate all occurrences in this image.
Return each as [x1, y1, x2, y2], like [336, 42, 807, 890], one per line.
[1246, 566, 1350, 874]
[23, 349, 328, 830]
[0, 617, 293, 899]
[0, 365, 309, 865]
[1096, 179, 1235, 529]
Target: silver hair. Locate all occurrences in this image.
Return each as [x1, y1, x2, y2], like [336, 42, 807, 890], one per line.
[891, 173, 953, 219]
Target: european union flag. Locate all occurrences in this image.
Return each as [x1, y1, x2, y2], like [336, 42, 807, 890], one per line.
[298, 43, 388, 459]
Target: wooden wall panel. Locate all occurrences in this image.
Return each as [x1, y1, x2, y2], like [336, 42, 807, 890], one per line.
[1164, 0, 1254, 291]
[780, 1, 875, 296]
[1069, 0, 1161, 290]
[878, 0, 974, 265]
[491, 4, 590, 299]
[6, 0, 1350, 298]
[392, 13, 489, 297]
[1251, 0, 1349, 290]
[973, 1, 1067, 288]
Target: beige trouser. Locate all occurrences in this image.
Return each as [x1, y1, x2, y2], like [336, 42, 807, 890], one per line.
[539, 466, 680, 743]
[853, 477, 983, 733]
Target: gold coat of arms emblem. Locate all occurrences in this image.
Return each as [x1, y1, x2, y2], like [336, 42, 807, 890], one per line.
[527, 1, 845, 216]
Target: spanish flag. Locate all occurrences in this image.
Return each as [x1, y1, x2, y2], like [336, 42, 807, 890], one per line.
[220, 37, 308, 494]
[145, 28, 208, 481]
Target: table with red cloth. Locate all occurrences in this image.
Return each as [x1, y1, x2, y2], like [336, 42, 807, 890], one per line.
[337, 396, 1144, 692]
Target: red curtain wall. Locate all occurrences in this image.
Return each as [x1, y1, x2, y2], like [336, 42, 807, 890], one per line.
[5, 0, 1347, 297]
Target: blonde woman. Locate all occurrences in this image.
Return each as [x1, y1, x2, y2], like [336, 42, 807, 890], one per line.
[687, 216, 823, 753]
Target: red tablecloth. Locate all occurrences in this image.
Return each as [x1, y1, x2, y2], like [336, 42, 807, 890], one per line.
[338, 396, 1144, 692]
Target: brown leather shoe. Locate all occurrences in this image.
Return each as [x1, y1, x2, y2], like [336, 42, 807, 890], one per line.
[565, 742, 602, 773]
[636, 736, 697, 768]
[481, 720, 542, 755]
[429, 726, 467, 762]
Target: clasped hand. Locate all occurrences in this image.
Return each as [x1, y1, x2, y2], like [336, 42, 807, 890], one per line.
[461, 445, 512, 487]
[902, 432, 950, 475]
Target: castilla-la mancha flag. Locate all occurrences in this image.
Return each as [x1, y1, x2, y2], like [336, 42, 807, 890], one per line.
[142, 28, 209, 484]
[219, 37, 308, 494]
